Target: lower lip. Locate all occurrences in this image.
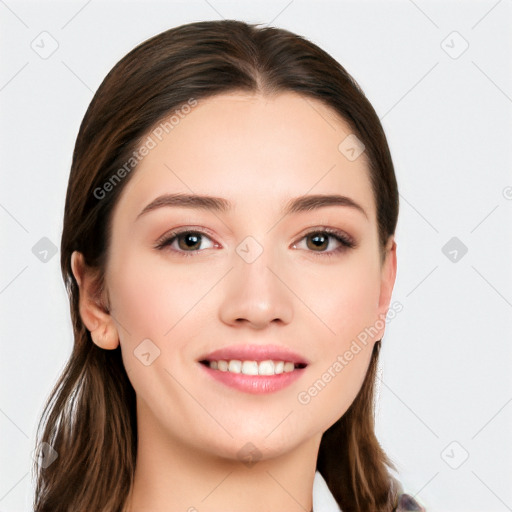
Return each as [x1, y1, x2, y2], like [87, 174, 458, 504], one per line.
[198, 363, 306, 394]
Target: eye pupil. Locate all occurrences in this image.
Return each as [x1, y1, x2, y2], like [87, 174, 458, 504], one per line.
[307, 234, 328, 251]
[179, 233, 201, 250]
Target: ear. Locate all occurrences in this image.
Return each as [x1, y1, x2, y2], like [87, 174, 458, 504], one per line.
[71, 251, 119, 350]
[375, 236, 397, 340]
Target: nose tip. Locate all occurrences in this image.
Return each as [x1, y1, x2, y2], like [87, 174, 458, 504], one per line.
[233, 303, 285, 330]
[218, 261, 293, 329]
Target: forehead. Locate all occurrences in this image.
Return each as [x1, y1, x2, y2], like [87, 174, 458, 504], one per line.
[113, 91, 375, 224]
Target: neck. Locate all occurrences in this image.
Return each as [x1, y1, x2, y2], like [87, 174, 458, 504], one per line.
[123, 398, 321, 512]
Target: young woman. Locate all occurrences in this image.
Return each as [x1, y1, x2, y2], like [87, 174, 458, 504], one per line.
[33, 19, 425, 512]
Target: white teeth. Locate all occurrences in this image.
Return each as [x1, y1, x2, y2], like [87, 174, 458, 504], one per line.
[217, 360, 228, 372]
[258, 360, 274, 375]
[284, 362, 295, 373]
[242, 360, 259, 375]
[228, 360, 242, 373]
[208, 359, 300, 375]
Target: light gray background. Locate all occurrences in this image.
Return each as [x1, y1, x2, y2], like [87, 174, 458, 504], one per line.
[1, 1, 511, 510]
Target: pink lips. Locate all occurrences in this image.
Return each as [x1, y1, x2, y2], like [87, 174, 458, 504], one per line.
[198, 344, 309, 395]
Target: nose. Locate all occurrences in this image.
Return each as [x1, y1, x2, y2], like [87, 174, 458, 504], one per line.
[218, 247, 294, 330]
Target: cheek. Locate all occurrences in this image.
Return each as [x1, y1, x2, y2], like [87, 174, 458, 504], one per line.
[108, 249, 210, 343]
[107, 251, 205, 407]
[291, 252, 380, 428]
[292, 251, 381, 346]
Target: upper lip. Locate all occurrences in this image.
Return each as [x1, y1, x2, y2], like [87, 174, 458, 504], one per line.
[198, 344, 309, 365]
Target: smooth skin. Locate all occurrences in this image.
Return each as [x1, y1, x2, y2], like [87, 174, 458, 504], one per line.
[71, 91, 397, 512]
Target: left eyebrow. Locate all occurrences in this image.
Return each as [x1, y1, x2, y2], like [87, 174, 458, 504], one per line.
[136, 193, 368, 221]
[283, 194, 368, 219]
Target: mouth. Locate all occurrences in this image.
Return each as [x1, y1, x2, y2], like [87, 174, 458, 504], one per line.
[197, 344, 308, 394]
[199, 359, 307, 375]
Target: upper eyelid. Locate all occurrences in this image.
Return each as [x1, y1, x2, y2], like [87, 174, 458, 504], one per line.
[156, 226, 214, 241]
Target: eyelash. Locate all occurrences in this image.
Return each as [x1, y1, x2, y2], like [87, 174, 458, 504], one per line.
[154, 227, 356, 258]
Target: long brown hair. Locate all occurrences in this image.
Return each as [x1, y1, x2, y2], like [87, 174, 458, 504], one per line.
[33, 19, 400, 512]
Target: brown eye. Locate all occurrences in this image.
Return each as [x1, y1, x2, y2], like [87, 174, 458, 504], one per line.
[155, 229, 216, 255]
[176, 232, 202, 251]
[293, 229, 356, 257]
[306, 233, 329, 251]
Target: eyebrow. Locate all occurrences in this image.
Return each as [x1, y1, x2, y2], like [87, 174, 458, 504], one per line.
[136, 193, 368, 220]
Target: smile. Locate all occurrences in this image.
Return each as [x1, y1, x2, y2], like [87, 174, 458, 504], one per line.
[197, 344, 309, 394]
[200, 359, 307, 375]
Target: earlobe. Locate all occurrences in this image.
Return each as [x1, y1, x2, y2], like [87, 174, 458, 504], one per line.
[70, 251, 119, 350]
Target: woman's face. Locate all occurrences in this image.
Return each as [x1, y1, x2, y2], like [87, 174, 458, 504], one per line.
[100, 91, 396, 460]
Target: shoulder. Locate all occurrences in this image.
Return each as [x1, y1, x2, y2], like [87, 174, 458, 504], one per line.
[394, 493, 426, 511]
